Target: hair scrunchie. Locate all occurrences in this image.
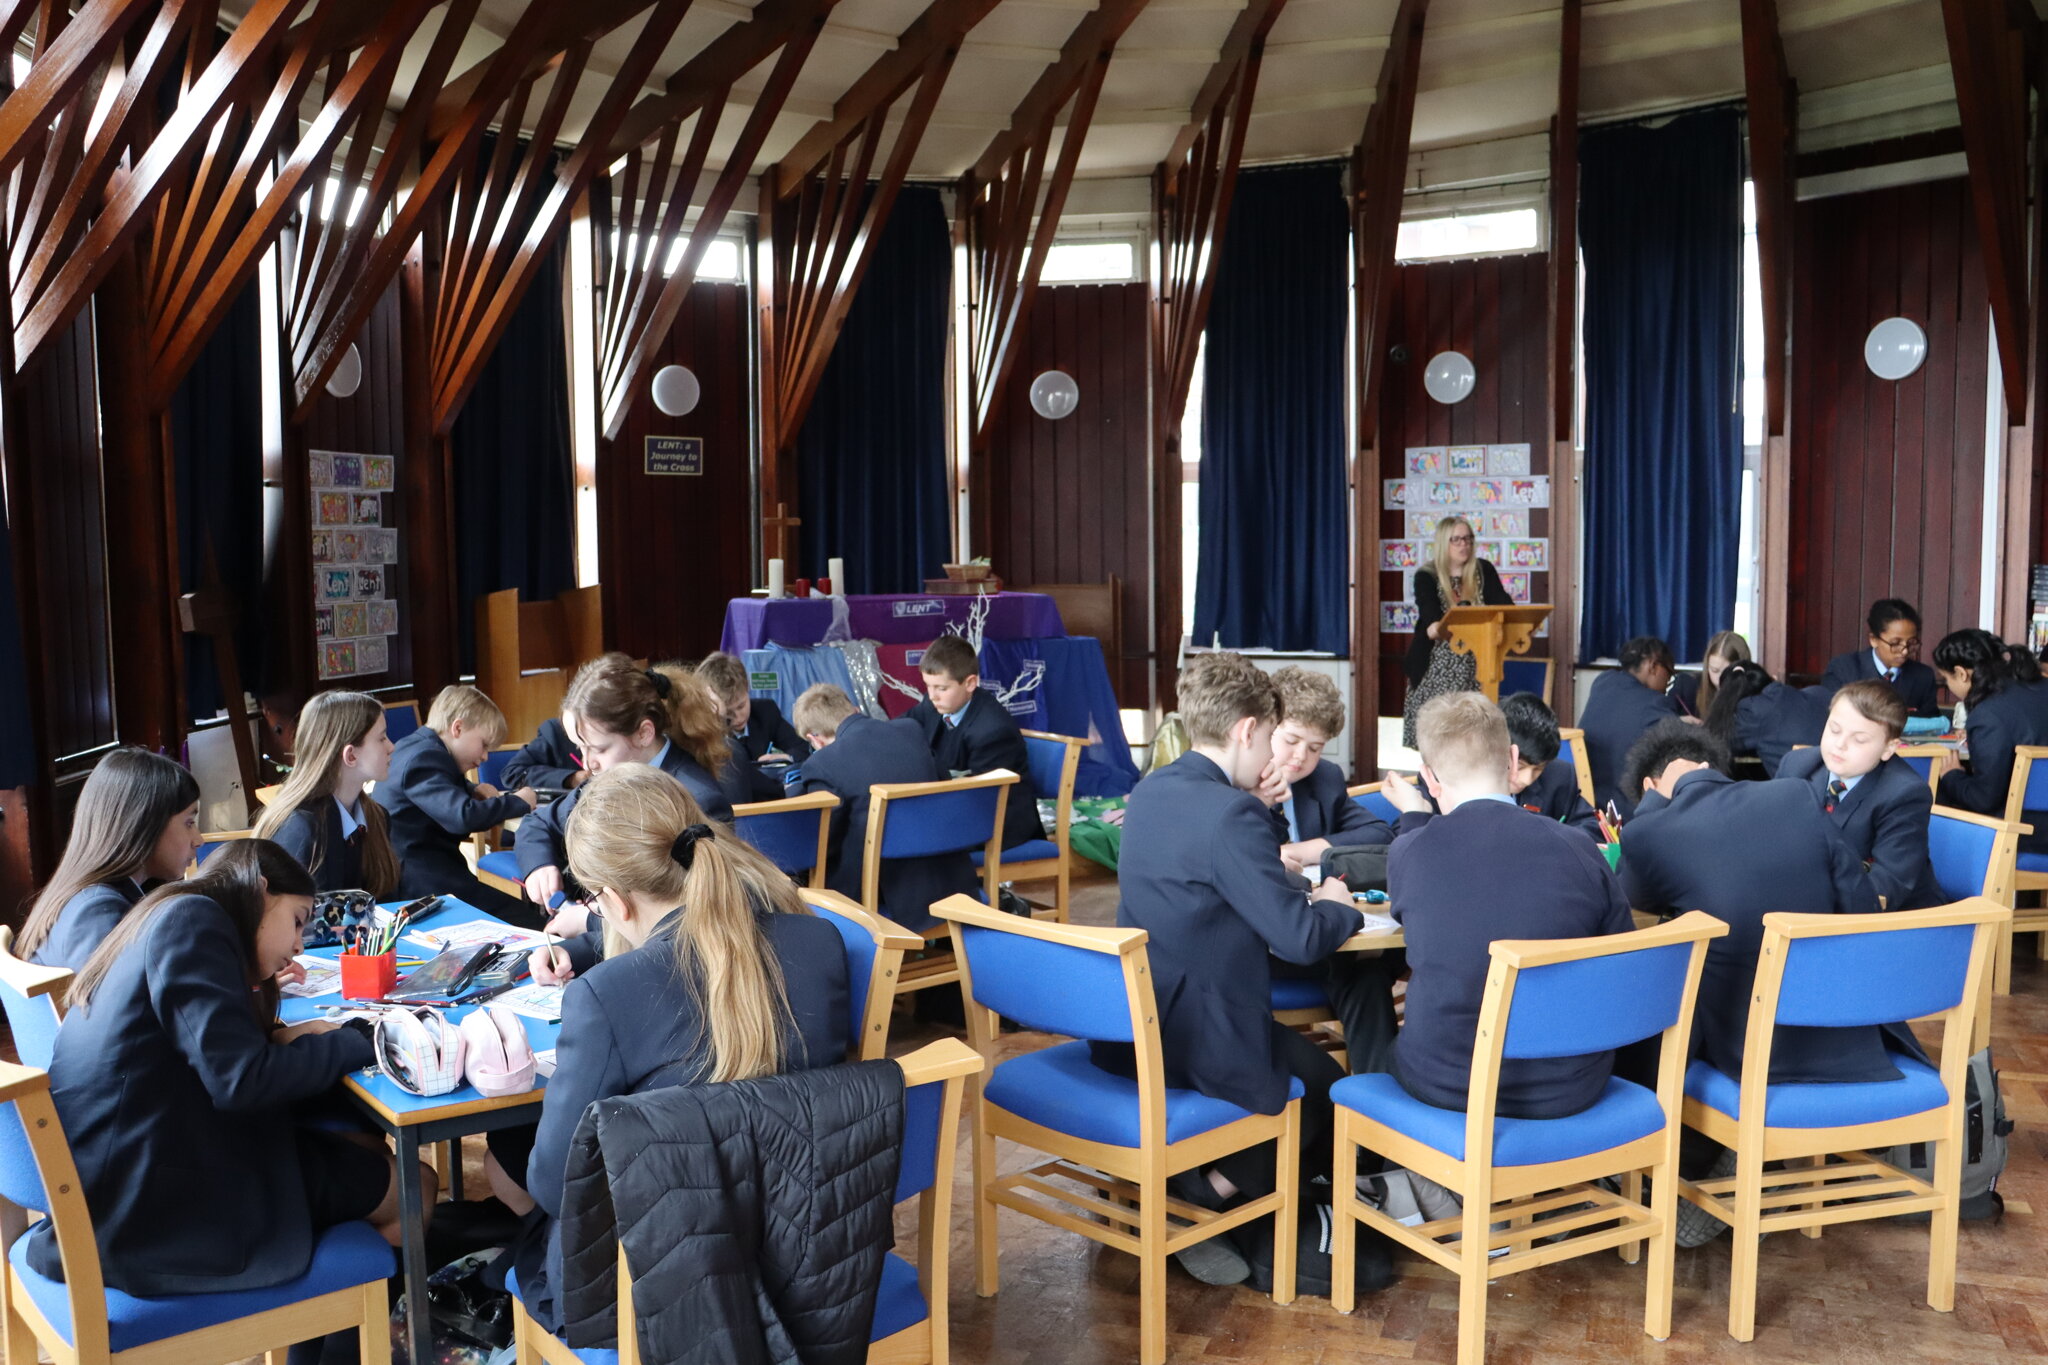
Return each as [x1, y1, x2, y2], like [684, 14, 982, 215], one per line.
[645, 668, 672, 699]
[670, 823, 714, 869]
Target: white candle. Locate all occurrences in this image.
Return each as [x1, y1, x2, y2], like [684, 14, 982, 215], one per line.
[767, 559, 785, 599]
[829, 558, 845, 594]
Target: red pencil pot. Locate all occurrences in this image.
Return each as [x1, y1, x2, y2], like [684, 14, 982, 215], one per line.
[340, 951, 397, 1000]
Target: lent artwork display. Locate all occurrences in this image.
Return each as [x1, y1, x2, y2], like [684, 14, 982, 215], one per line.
[1381, 444, 1551, 634]
[312, 449, 400, 679]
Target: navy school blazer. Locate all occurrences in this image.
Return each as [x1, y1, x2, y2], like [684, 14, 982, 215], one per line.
[1619, 768, 1923, 1086]
[1579, 669, 1681, 815]
[1732, 681, 1831, 778]
[798, 713, 977, 931]
[1821, 649, 1942, 718]
[1389, 798, 1634, 1117]
[1777, 748, 1941, 912]
[515, 743, 736, 882]
[268, 800, 367, 894]
[383, 726, 533, 902]
[30, 879, 145, 971]
[736, 696, 812, 763]
[25, 895, 375, 1295]
[501, 718, 583, 792]
[515, 907, 851, 1332]
[1939, 680, 2048, 855]
[1091, 752, 1359, 1115]
[1268, 759, 1393, 849]
[907, 690, 1047, 849]
[1518, 761, 1603, 838]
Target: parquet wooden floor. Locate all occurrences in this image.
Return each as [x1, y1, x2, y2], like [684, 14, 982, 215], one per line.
[887, 876, 2048, 1364]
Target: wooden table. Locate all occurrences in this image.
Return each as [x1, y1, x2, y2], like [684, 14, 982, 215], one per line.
[280, 900, 555, 1365]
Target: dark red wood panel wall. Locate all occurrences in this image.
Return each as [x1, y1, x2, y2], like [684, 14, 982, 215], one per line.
[979, 282, 1153, 704]
[600, 280, 754, 664]
[1787, 177, 1988, 677]
[14, 311, 114, 758]
[1374, 253, 1553, 713]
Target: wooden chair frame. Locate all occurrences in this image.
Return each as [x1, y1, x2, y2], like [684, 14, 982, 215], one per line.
[1500, 657, 1554, 707]
[1999, 746, 2048, 987]
[802, 889, 921, 1061]
[936, 895, 1299, 1365]
[736, 789, 841, 891]
[865, 772, 1015, 999]
[1556, 726, 1595, 806]
[468, 743, 531, 863]
[1676, 898, 2008, 1342]
[0, 927, 72, 1073]
[509, 1038, 982, 1365]
[383, 699, 422, 735]
[997, 730, 1085, 923]
[1331, 912, 1726, 1365]
[186, 828, 255, 876]
[1894, 744, 1950, 799]
[0, 1061, 391, 1365]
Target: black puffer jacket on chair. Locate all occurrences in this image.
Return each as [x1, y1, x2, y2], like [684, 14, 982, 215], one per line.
[557, 1059, 905, 1365]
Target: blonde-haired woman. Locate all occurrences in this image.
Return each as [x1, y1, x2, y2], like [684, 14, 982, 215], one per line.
[505, 763, 851, 1334]
[253, 690, 400, 895]
[1402, 516, 1512, 748]
[1673, 629, 1751, 718]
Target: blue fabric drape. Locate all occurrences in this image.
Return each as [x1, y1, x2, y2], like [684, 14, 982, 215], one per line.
[1193, 161, 1350, 654]
[448, 163, 576, 676]
[167, 277, 264, 719]
[796, 186, 952, 595]
[1578, 108, 1743, 662]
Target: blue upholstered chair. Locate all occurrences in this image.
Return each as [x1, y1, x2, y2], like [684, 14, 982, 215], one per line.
[0, 1060, 393, 1365]
[969, 730, 1085, 922]
[935, 894, 1301, 1365]
[476, 849, 531, 903]
[734, 789, 839, 888]
[804, 890, 919, 1061]
[1500, 657, 1553, 706]
[381, 700, 422, 743]
[1329, 912, 1726, 1365]
[0, 928, 69, 1070]
[1347, 772, 1420, 827]
[1893, 744, 1947, 796]
[866, 771, 1016, 1000]
[507, 1038, 983, 1365]
[1678, 898, 2008, 1342]
[476, 743, 520, 792]
[1555, 725, 1595, 806]
[1998, 747, 2048, 992]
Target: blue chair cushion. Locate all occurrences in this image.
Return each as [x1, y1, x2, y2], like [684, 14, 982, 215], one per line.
[1331, 1073, 1665, 1167]
[10, 1221, 392, 1353]
[478, 850, 522, 882]
[984, 1041, 1302, 1147]
[972, 839, 1061, 867]
[2017, 850, 2048, 876]
[1269, 977, 1330, 1012]
[869, 1252, 928, 1341]
[1684, 1053, 1947, 1129]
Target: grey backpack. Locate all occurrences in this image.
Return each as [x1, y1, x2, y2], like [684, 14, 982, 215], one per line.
[1877, 1047, 2011, 1222]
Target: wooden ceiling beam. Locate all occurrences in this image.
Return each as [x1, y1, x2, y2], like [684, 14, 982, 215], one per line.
[1941, 0, 2034, 411]
[1162, 0, 1283, 181]
[608, 0, 843, 159]
[1545, 0, 1582, 707]
[1351, 0, 1428, 449]
[11, 0, 310, 366]
[967, 0, 1149, 187]
[0, 0, 156, 180]
[772, 0, 998, 197]
[1740, 0, 1794, 444]
[427, 0, 663, 140]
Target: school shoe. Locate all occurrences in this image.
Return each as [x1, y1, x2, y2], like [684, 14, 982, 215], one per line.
[1676, 1148, 1739, 1248]
[997, 884, 1033, 917]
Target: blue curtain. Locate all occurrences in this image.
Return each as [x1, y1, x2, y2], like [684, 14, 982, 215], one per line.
[449, 153, 576, 676]
[1193, 161, 1350, 655]
[167, 276, 264, 720]
[1578, 108, 1743, 662]
[796, 185, 951, 594]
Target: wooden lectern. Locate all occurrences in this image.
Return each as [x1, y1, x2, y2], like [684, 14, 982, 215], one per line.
[1438, 604, 1553, 702]
[476, 586, 604, 744]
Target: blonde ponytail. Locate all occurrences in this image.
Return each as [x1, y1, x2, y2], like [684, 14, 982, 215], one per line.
[565, 654, 731, 776]
[565, 764, 808, 1083]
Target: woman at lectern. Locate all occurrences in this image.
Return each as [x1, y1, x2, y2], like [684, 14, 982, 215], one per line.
[1402, 515, 1512, 749]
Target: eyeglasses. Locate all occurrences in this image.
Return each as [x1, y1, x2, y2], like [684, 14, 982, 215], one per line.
[1447, 534, 1474, 545]
[1874, 634, 1921, 654]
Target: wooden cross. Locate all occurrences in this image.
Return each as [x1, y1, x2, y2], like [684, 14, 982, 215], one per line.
[762, 501, 802, 565]
[176, 555, 263, 812]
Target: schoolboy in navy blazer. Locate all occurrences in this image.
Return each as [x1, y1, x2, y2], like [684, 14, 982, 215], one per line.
[1779, 747, 1940, 911]
[736, 696, 811, 763]
[515, 908, 849, 1332]
[1618, 722, 1920, 1086]
[796, 706, 977, 930]
[1579, 639, 1680, 814]
[1516, 762, 1603, 835]
[1733, 681, 1830, 777]
[1822, 599, 1941, 717]
[31, 880, 145, 971]
[515, 741, 733, 886]
[269, 800, 366, 893]
[26, 894, 380, 1295]
[910, 636, 1046, 850]
[1270, 759, 1393, 850]
[502, 717, 583, 792]
[383, 725, 537, 923]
